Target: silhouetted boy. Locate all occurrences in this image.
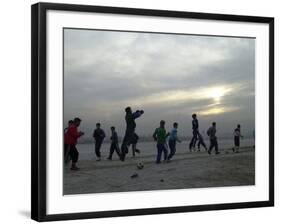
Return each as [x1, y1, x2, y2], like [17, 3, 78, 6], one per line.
[66, 117, 84, 170]
[93, 123, 106, 161]
[107, 126, 121, 160]
[167, 122, 181, 161]
[64, 120, 73, 164]
[120, 107, 144, 161]
[189, 114, 199, 152]
[207, 122, 220, 155]
[233, 124, 243, 153]
[153, 120, 170, 164]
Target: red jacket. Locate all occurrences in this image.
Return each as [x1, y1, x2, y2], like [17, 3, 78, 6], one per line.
[65, 124, 83, 145]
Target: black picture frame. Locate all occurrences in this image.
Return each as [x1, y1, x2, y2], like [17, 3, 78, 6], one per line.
[31, 2, 274, 222]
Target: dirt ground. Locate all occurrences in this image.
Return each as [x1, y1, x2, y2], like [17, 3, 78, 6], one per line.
[63, 147, 255, 195]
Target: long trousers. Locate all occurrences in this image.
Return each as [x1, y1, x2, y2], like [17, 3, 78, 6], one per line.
[95, 140, 103, 158]
[168, 140, 176, 160]
[156, 143, 168, 163]
[120, 129, 134, 161]
[69, 144, 79, 163]
[197, 137, 207, 150]
[209, 138, 218, 153]
[108, 142, 121, 159]
[189, 130, 198, 149]
[64, 144, 71, 163]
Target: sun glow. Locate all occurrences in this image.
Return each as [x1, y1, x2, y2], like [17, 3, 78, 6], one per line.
[199, 106, 238, 116]
[210, 87, 224, 99]
[128, 85, 234, 106]
[204, 86, 232, 103]
[98, 84, 238, 116]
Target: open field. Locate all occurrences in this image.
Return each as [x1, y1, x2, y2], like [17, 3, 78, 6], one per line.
[64, 145, 255, 195]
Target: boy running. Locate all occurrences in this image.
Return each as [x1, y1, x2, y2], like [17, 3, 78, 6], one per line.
[207, 122, 220, 155]
[107, 126, 121, 160]
[167, 122, 181, 161]
[153, 120, 170, 164]
[189, 114, 199, 152]
[65, 117, 84, 170]
[64, 120, 73, 164]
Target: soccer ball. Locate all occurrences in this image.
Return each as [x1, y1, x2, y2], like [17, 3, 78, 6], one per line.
[137, 162, 144, 170]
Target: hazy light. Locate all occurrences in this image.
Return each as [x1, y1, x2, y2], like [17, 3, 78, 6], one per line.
[138, 85, 234, 106]
[210, 87, 224, 101]
[199, 106, 238, 116]
[202, 86, 232, 104]
[94, 84, 240, 119]
[99, 84, 237, 110]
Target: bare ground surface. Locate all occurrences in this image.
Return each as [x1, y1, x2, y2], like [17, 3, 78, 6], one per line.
[63, 147, 255, 195]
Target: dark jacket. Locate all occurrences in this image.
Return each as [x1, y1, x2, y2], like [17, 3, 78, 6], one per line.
[192, 119, 199, 130]
[207, 126, 216, 140]
[110, 130, 119, 144]
[93, 128, 106, 142]
[125, 111, 142, 131]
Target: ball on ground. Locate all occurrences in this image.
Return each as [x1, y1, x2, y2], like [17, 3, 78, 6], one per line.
[137, 162, 144, 169]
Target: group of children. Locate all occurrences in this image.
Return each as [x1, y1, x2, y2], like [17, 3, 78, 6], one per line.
[64, 108, 244, 170]
[189, 113, 244, 154]
[64, 117, 84, 170]
[92, 123, 140, 161]
[153, 121, 181, 163]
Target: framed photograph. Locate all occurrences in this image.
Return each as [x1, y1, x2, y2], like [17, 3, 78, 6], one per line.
[31, 2, 274, 222]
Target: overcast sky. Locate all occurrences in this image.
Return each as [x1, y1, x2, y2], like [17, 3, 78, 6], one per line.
[64, 28, 255, 138]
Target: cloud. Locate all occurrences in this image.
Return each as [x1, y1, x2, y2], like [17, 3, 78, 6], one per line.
[64, 29, 255, 137]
